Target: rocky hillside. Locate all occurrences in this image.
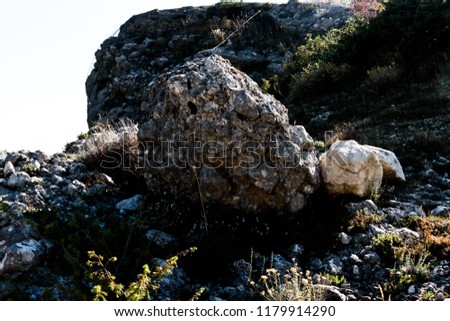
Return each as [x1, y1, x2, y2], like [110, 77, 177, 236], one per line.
[1, 1, 449, 301]
[86, 2, 350, 125]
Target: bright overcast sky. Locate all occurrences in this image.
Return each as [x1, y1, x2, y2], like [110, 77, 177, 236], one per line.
[0, 0, 287, 154]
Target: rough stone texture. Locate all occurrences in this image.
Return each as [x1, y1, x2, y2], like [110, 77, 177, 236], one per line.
[320, 140, 383, 197]
[4, 161, 15, 177]
[364, 145, 406, 182]
[431, 206, 449, 218]
[0, 149, 444, 301]
[0, 239, 47, 274]
[0, 217, 49, 275]
[320, 140, 405, 197]
[86, 2, 350, 125]
[138, 55, 319, 213]
[5, 172, 31, 191]
[145, 230, 178, 250]
[115, 194, 144, 212]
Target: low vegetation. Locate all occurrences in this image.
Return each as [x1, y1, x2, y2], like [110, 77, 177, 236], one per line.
[253, 263, 325, 301]
[87, 248, 197, 301]
[349, 210, 385, 231]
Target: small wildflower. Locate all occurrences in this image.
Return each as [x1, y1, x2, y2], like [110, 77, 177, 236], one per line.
[301, 278, 309, 286]
[266, 268, 277, 274]
[260, 275, 268, 282]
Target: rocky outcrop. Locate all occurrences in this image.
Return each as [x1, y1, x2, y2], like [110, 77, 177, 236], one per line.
[86, 2, 351, 125]
[319, 140, 405, 197]
[138, 54, 319, 213]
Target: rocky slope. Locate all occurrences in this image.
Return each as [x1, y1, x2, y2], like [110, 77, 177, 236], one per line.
[1, 2, 449, 301]
[1, 148, 449, 300]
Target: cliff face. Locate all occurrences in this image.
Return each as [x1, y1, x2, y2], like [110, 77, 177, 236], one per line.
[86, 2, 351, 125]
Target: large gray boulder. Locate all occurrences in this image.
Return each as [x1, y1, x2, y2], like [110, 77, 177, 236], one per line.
[138, 55, 319, 213]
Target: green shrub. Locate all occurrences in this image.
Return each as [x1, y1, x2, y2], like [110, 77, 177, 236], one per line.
[77, 132, 89, 140]
[362, 64, 403, 94]
[382, 248, 431, 297]
[291, 62, 351, 99]
[22, 163, 38, 174]
[321, 272, 346, 287]
[23, 203, 160, 299]
[283, 0, 450, 110]
[86, 248, 197, 301]
[372, 232, 403, 261]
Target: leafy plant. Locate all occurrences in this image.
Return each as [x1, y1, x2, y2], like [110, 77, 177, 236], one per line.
[77, 132, 89, 140]
[362, 64, 403, 94]
[397, 249, 431, 282]
[321, 272, 346, 287]
[22, 163, 38, 174]
[382, 249, 431, 298]
[86, 247, 197, 301]
[286, 17, 368, 101]
[419, 289, 435, 301]
[372, 232, 403, 262]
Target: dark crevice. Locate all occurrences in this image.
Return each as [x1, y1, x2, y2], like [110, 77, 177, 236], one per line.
[188, 101, 198, 114]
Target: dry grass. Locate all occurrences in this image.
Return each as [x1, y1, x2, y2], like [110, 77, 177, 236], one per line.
[77, 119, 140, 172]
[420, 215, 450, 258]
[252, 262, 325, 301]
[349, 209, 385, 231]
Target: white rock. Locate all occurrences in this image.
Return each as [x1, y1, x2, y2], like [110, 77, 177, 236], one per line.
[319, 140, 383, 197]
[350, 254, 362, 264]
[0, 239, 46, 274]
[364, 252, 381, 264]
[320, 140, 406, 197]
[395, 227, 420, 241]
[363, 145, 406, 182]
[431, 206, 449, 218]
[30, 177, 43, 185]
[51, 175, 65, 186]
[30, 159, 41, 171]
[5, 172, 31, 190]
[3, 161, 15, 177]
[338, 232, 352, 245]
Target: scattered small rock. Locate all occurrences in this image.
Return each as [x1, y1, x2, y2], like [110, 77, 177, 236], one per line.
[145, 229, 178, 250]
[115, 194, 144, 212]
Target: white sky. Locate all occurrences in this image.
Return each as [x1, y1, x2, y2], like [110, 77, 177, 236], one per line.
[0, 0, 287, 154]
